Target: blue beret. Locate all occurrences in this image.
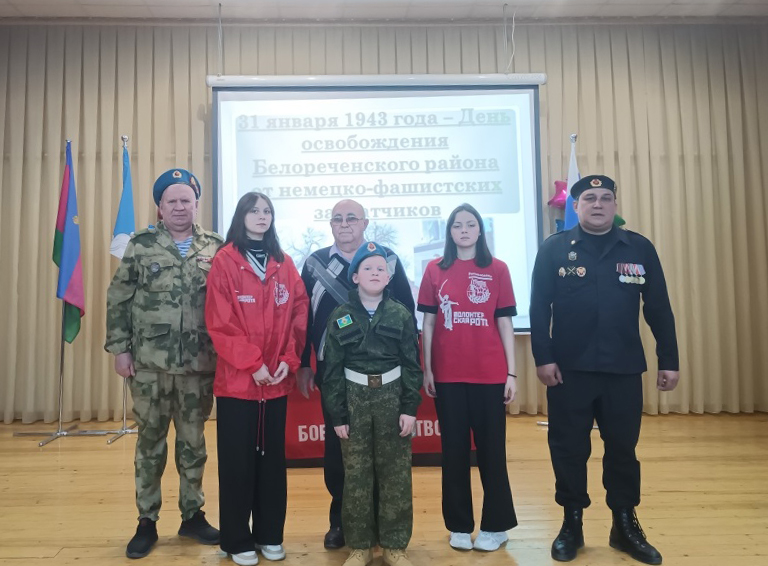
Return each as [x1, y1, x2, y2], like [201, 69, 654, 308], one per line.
[153, 168, 202, 205]
[570, 175, 616, 199]
[348, 242, 388, 283]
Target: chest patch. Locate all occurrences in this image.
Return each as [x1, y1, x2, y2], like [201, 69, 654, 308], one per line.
[336, 314, 353, 329]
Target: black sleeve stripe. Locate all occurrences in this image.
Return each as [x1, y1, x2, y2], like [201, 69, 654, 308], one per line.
[417, 303, 438, 314]
[494, 306, 517, 318]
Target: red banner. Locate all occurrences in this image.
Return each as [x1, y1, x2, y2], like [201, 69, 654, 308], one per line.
[285, 386, 443, 461]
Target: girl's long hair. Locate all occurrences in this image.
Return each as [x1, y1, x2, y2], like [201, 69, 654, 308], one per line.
[437, 203, 492, 270]
[224, 191, 284, 263]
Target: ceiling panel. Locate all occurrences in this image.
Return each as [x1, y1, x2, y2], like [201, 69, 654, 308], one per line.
[1, 0, 766, 21]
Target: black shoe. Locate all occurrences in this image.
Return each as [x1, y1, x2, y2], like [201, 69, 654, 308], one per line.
[324, 526, 345, 549]
[609, 508, 662, 565]
[551, 508, 585, 562]
[126, 518, 158, 559]
[178, 510, 220, 545]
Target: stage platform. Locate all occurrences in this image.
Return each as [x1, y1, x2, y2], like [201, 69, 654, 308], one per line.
[2, 413, 766, 566]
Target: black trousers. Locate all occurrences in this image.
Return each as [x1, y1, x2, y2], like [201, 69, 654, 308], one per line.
[546, 371, 643, 511]
[434, 382, 517, 533]
[217, 396, 288, 554]
[321, 398, 345, 529]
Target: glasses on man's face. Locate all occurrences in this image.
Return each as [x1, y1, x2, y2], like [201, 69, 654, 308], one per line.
[330, 215, 361, 226]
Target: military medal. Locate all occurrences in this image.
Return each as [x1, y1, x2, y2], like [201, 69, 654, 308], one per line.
[637, 264, 646, 284]
[558, 267, 566, 277]
[576, 266, 586, 277]
[150, 262, 160, 273]
[568, 251, 577, 261]
[617, 263, 647, 284]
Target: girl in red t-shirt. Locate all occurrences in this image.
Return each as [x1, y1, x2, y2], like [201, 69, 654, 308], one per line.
[417, 203, 518, 553]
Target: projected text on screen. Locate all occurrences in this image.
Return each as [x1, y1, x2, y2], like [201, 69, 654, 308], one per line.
[216, 87, 541, 330]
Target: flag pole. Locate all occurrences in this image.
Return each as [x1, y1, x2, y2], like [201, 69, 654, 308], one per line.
[15, 139, 115, 444]
[14, 304, 119, 443]
[107, 377, 138, 444]
[107, 134, 139, 444]
[14, 303, 79, 444]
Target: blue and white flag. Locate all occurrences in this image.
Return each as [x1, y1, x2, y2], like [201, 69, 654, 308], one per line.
[110, 145, 135, 259]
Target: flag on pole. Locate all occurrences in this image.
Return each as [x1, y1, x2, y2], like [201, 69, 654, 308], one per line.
[53, 141, 85, 343]
[110, 143, 135, 259]
[563, 140, 580, 230]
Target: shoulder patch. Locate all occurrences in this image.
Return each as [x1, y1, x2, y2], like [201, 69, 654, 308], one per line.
[336, 314, 353, 329]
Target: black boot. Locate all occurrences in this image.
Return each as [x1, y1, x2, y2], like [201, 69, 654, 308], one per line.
[178, 510, 220, 545]
[324, 526, 345, 549]
[551, 508, 584, 562]
[126, 518, 158, 559]
[609, 508, 662, 565]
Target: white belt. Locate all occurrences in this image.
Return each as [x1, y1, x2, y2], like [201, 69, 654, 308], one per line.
[344, 366, 401, 388]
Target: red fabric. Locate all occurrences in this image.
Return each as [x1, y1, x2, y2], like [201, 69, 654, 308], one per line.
[418, 258, 516, 385]
[205, 243, 309, 401]
[285, 386, 443, 460]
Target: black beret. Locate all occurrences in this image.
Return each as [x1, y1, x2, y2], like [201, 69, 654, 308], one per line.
[570, 175, 616, 199]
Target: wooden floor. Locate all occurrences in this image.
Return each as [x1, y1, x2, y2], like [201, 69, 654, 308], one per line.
[1, 414, 767, 566]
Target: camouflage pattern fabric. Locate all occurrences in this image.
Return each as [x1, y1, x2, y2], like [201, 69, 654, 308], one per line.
[130, 371, 214, 521]
[104, 221, 223, 374]
[104, 221, 221, 520]
[322, 290, 422, 549]
[340, 380, 414, 549]
[322, 289, 422, 427]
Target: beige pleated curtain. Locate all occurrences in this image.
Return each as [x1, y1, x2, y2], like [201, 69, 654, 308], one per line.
[0, 22, 766, 423]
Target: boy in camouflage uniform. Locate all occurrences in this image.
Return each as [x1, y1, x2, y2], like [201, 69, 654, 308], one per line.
[105, 169, 222, 559]
[323, 242, 422, 566]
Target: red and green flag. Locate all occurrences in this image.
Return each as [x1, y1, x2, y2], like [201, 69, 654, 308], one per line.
[53, 140, 85, 343]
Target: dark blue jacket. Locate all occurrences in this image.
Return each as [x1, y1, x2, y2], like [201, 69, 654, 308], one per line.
[530, 225, 678, 374]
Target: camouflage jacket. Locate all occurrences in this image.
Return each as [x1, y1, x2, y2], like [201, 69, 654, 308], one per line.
[322, 289, 422, 426]
[104, 222, 223, 374]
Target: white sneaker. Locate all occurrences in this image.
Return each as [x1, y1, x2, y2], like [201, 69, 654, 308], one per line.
[255, 544, 286, 561]
[232, 550, 259, 566]
[449, 532, 473, 550]
[473, 530, 509, 551]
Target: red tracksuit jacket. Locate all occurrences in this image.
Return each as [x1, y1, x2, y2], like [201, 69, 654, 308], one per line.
[205, 243, 309, 400]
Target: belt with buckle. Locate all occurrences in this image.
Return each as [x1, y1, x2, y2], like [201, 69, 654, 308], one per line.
[344, 366, 401, 388]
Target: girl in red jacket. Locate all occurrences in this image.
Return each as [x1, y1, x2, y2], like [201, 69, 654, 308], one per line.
[205, 192, 309, 566]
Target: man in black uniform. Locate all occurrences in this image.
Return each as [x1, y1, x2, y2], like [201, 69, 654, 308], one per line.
[530, 175, 680, 565]
[297, 199, 416, 549]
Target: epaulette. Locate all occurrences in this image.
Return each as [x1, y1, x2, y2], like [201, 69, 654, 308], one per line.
[131, 225, 157, 238]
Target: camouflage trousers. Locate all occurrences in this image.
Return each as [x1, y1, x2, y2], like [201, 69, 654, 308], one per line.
[129, 370, 214, 522]
[340, 379, 413, 549]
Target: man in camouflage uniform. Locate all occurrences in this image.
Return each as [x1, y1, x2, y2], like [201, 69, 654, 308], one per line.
[322, 243, 422, 566]
[105, 168, 222, 559]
